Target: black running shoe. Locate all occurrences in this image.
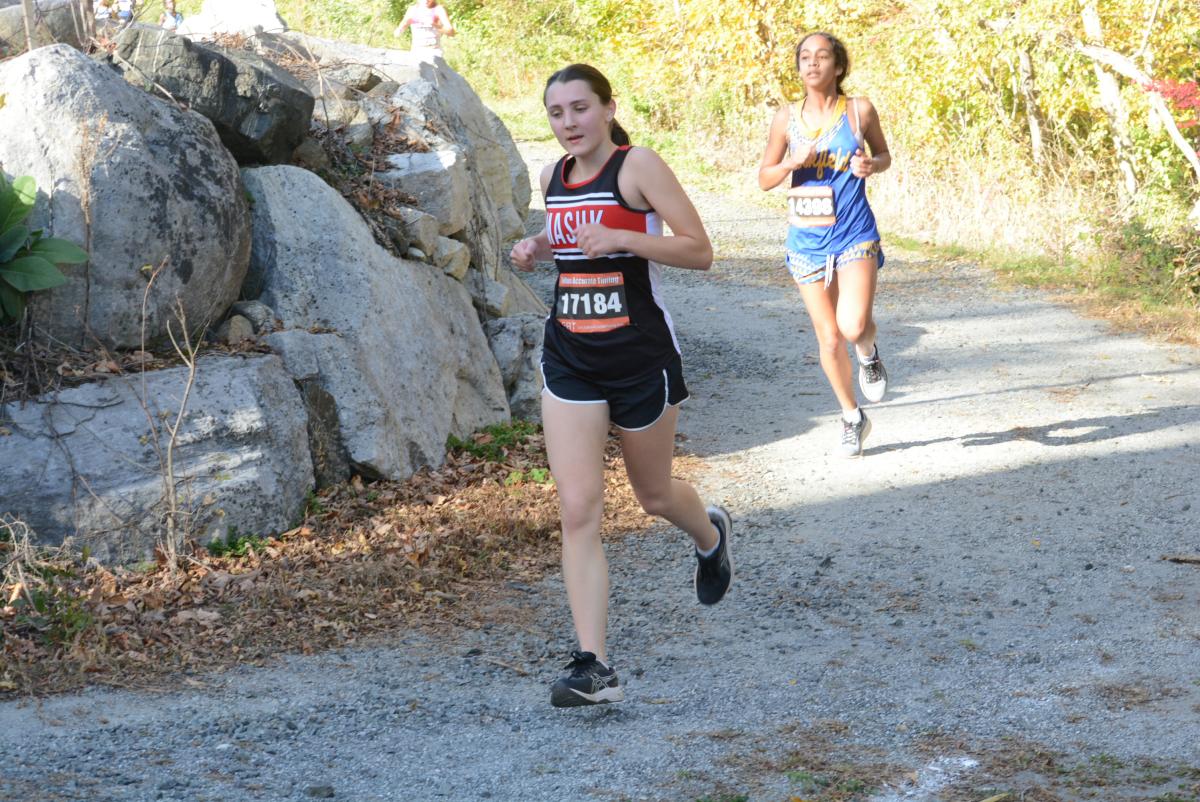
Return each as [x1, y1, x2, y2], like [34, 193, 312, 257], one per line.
[694, 505, 733, 605]
[549, 650, 624, 708]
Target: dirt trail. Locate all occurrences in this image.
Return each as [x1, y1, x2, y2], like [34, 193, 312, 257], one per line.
[2, 142, 1198, 802]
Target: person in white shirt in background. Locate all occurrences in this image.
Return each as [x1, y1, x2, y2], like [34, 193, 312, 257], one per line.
[393, 0, 455, 59]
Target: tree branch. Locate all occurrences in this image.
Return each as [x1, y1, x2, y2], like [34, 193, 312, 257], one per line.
[1076, 42, 1200, 186]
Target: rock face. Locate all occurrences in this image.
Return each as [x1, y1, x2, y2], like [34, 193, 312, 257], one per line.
[176, 0, 286, 39]
[484, 314, 545, 422]
[0, 355, 313, 563]
[0, 45, 250, 349]
[111, 26, 315, 165]
[0, 0, 88, 58]
[274, 33, 544, 317]
[243, 165, 510, 480]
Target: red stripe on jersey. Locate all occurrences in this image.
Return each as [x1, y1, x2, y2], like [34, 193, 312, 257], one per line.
[546, 204, 648, 249]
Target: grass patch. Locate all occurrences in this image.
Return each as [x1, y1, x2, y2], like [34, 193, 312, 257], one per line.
[207, 528, 267, 558]
[446, 419, 539, 463]
[883, 232, 1200, 346]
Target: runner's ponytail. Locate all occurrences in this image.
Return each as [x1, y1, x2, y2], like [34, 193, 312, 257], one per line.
[610, 120, 631, 146]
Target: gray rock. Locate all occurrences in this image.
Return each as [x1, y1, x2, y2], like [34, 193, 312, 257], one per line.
[292, 137, 331, 171]
[323, 63, 379, 92]
[244, 165, 509, 480]
[111, 26, 315, 165]
[278, 35, 535, 302]
[379, 150, 469, 236]
[230, 300, 277, 332]
[343, 107, 373, 152]
[395, 207, 440, 256]
[0, 355, 313, 562]
[0, 45, 250, 349]
[483, 314, 544, 422]
[215, 314, 255, 344]
[433, 237, 470, 280]
[0, 0, 87, 58]
[366, 80, 400, 100]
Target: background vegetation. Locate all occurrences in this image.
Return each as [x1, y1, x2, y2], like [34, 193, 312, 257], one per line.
[176, 0, 1199, 327]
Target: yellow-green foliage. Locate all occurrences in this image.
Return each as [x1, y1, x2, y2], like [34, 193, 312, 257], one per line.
[174, 0, 1199, 300]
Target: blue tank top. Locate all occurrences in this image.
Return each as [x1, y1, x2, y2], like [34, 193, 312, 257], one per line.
[785, 96, 882, 259]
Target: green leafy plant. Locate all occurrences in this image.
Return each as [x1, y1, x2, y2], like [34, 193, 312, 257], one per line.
[0, 173, 88, 324]
[207, 527, 267, 558]
[446, 419, 539, 463]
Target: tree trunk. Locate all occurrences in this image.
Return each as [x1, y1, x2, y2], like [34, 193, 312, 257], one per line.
[20, 0, 36, 52]
[1017, 49, 1045, 166]
[1082, 5, 1139, 201]
[1076, 43, 1200, 188]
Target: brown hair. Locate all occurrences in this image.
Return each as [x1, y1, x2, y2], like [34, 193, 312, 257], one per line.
[795, 32, 850, 96]
[543, 63, 631, 146]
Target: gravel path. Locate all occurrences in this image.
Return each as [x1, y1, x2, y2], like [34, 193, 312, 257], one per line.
[3, 142, 1198, 802]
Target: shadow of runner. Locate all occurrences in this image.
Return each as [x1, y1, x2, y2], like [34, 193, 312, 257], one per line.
[873, 404, 1200, 454]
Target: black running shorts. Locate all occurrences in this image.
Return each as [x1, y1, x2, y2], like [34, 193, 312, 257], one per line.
[540, 354, 689, 431]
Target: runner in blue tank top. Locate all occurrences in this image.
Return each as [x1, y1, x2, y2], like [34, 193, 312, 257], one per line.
[510, 64, 733, 709]
[758, 32, 893, 457]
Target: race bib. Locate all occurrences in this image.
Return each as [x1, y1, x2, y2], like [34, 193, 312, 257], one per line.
[555, 272, 630, 334]
[787, 185, 836, 228]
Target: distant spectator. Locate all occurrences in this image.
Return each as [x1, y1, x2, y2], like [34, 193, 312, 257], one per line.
[159, 0, 182, 30]
[393, 0, 455, 60]
[115, 0, 135, 26]
[93, 0, 114, 23]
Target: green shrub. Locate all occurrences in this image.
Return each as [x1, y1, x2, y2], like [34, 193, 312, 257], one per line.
[0, 173, 87, 324]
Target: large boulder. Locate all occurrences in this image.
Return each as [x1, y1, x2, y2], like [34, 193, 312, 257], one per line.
[0, 355, 313, 563]
[243, 165, 510, 480]
[274, 34, 543, 316]
[0, 0, 88, 58]
[176, 0, 285, 39]
[0, 45, 250, 349]
[111, 26, 315, 165]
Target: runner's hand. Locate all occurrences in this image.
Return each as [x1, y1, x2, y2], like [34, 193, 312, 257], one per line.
[510, 237, 538, 271]
[850, 147, 875, 178]
[574, 223, 625, 259]
[784, 142, 817, 171]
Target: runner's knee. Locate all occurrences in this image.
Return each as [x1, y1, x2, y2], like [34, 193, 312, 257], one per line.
[814, 325, 846, 355]
[558, 490, 604, 537]
[633, 485, 674, 518]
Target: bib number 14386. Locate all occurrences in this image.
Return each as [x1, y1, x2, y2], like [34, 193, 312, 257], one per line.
[556, 272, 631, 333]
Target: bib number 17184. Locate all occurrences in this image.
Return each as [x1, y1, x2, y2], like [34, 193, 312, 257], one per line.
[556, 272, 630, 334]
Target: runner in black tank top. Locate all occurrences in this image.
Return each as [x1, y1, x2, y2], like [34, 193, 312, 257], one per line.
[542, 145, 680, 384]
[511, 64, 734, 709]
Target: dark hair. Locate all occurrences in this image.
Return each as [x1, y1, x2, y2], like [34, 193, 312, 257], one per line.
[543, 63, 631, 146]
[795, 32, 850, 96]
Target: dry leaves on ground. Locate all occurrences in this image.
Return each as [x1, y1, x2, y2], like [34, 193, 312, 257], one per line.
[1, 429, 699, 697]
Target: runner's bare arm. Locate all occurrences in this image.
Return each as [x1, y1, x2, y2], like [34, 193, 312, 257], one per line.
[759, 105, 813, 190]
[850, 97, 891, 178]
[510, 164, 555, 270]
[574, 147, 712, 270]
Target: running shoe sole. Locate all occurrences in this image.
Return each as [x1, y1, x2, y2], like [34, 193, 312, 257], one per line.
[550, 684, 625, 707]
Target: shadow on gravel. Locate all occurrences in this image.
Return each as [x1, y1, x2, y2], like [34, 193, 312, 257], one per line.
[871, 404, 1200, 454]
